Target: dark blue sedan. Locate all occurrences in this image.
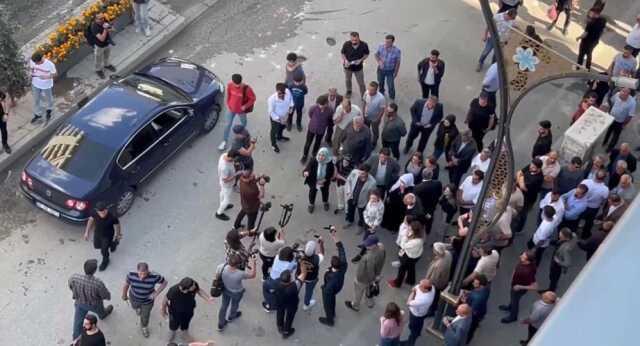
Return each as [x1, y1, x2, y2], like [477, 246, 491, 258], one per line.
[20, 58, 224, 222]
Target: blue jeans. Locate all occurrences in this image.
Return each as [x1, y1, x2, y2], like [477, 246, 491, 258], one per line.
[32, 86, 53, 117]
[404, 311, 427, 346]
[72, 302, 106, 339]
[303, 279, 318, 306]
[133, 2, 150, 31]
[478, 39, 495, 65]
[262, 278, 278, 310]
[223, 111, 247, 141]
[218, 288, 244, 327]
[377, 68, 396, 100]
[380, 336, 400, 346]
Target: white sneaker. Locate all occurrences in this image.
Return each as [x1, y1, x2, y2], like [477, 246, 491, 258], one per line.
[218, 141, 226, 151]
[308, 299, 316, 309]
[391, 261, 401, 268]
[135, 26, 140, 33]
[144, 27, 151, 37]
[302, 304, 309, 311]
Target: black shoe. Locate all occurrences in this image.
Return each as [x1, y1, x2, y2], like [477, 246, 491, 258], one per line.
[45, 110, 52, 121]
[272, 146, 280, 153]
[3, 146, 11, 154]
[215, 213, 230, 221]
[217, 322, 226, 332]
[334, 208, 342, 215]
[308, 205, 315, 213]
[96, 70, 106, 79]
[262, 302, 273, 313]
[102, 305, 114, 318]
[344, 301, 359, 312]
[227, 311, 242, 322]
[318, 317, 334, 326]
[98, 258, 109, 271]
[520, 340, 529, 346]
[297, 123, 303, 132]
[351, 255, 361, 263]
[501, 317, 517, 324]
[278, 136, 290, 142]
[30, 115, 42, 124]
[282, 328, 295, 339]
[323, 203, 330, 211]
[104, 65, 117, 72]
[110, 239, 119, 252]
[498, 304, 510, 312]
[225, 203, 234, 211]
[300, 156, 308, 164]
[345, 90, 352, 98]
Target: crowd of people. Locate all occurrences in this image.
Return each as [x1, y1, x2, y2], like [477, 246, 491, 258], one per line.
[61, 0, 640, 345]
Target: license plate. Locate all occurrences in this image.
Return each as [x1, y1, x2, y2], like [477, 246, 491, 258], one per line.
[35, 201, 60, 218]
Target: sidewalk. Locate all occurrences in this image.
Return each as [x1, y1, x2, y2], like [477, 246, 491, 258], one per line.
[0, 0, 217, 172]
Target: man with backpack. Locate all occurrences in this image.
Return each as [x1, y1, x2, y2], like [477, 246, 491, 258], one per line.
[216, 254, 256, 332]
[219, 74, 256, 151]
[86, 13, 116, 79]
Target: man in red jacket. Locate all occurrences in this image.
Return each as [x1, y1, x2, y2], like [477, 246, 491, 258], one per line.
[219, 74, 256, 151]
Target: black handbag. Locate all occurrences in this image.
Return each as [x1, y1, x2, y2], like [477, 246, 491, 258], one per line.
[210, 264, 227, 297]
[367, 281, 380, 298]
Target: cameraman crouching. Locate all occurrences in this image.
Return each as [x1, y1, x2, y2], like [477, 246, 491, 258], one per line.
[233, 169, 267, 230]
[300, 236, 325, 311]
[262, 246, 297, 312]
[319, 226, 347, 327]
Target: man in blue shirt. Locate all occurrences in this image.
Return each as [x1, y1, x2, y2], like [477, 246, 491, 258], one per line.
[603, 87, 636, 152]
[374, 34, 401, 100]
[559, 184, 589, 233]
[463, 275, 491, 344]
[122, 262, 167, 338]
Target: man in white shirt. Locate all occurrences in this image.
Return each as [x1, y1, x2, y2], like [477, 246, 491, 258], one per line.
[580, 170, 610, 239]
[457, 170, 484, 215]
[625, 14, 640, 57]
[538, 190, 564, 226]
[528, 205, 557, 266]
[402, 279, 435, 346]
[216, 150, 238, 220]
[463, 245, 500, 286]
[268, 83, 293, 153]
[470, 149, 492, 174]
[477, 8, 517, 71]
[29, 51, 57, 123]
[482, 62, 499, 106]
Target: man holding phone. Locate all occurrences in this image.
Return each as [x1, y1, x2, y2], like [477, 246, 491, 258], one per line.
[91, 13, 117, 79]
[319, 227, 347, 327]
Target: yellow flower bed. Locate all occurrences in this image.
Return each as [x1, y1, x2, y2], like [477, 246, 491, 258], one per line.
[36, 0, 132, 64]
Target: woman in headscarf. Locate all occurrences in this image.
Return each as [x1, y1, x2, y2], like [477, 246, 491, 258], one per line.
[381, 173, 415, 231]
[433, 114, 459, 160]
[303, 147, 335, 213]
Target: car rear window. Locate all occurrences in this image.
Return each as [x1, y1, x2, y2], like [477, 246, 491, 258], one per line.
[120, 74, 188, 104]
[41, 124, 113, 181]
[147, 62, 210, 94]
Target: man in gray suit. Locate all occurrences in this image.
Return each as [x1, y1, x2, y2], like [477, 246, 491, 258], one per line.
[443, 304, 472, 346]
[366, 148, 400, 199]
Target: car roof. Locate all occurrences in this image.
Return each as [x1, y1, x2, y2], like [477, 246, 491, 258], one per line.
[68, 82, 165, 150]
[137, 58, 212, 97]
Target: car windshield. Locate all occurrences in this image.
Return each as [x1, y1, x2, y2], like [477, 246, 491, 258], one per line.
[40, 125, 113, 181]
[146, 62, 205, 95]
[120, 74, 188, 104]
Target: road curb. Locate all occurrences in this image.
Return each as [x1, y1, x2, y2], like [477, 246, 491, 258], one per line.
[0, 0, 219, 174]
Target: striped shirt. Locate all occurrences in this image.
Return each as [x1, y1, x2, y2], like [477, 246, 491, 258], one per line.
[126, 271, 165, 304]
[69, 274, 111, 305]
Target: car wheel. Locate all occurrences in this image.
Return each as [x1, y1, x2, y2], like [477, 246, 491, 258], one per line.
[116, 188, 135, 216]
[202, 104, 220, 133]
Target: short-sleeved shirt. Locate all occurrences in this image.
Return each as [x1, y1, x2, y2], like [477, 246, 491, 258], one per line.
[583, 17, 607, 44]
[259, 233, 285, 258]
[126, 271, 165, 304]
[521, 167, 544, 205]
[166, 282, 199, 315]
[375, 44, 401, 71]
[363, 92, 386, 121]
[92, 211, 119, 240]
[341, 40, 370, 71]
[80, 330, 106, 346]
[460, 176, 482, 205]
[334, 104, 362, 130]
[230, 128, 253, 170]
[493, 12, 515, 43]
[239, 177, 261, 213]
[285, 65, 305, 87]
[609, 92, 636, 123]
[611, 54, 637, 77]
[29, 59, 56, 90]
[218, 155, 236, 187]
[219, 265, 251, 293]
[511, 262, 537, 287]
[408, 285, 435, 317]
[474, 250, 500, 281]
[467, 98, 495, 131]
[90, 22, 110, 48]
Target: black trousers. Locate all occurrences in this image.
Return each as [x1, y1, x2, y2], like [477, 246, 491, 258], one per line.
[325, 125, 334, 145]
[169, 311, 194, 331]
[505, 288, 527, 320]
[448, 166, 466, 187]
[549, 5, 571, 30]
[303, 131, 324, 158]
[580, 207, 599, 240]
[467, 315, 483, 344]
[393, 254, 419, 287]
[277, 303, 298, 333]
[322, 289, 336, 323]
[602, 121, 624, 151]
[309, 183, 330, 205]
[259, 253, 275, 280]
[560, 218, 580, 234]
[527, 239, 546, 267]
[405, 124, 434, 153]
[548, 260, 563, 292]
[525, 324, 538, 343]
[270, 119, 285, 147]
[0, 120, 8, 147]
[346, 199, 365, 226]
[470, 127, 487, 151]
[382, 140, 401, 159]
[577, 39, 597, 70]
[419, 82, 440, 99]
[234, 209, 258, 229]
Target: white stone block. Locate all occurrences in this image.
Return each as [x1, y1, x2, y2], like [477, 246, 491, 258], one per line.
[560, 106, 614, 163]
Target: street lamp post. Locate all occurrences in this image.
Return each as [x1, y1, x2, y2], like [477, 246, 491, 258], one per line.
[427, 0, 638, 341]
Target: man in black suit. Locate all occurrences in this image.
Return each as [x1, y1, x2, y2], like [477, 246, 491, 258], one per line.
[413, 169, 443, 235]
[607, 142, 637, 174]
[320, 88, 344, 145]
[366, 147, 400, 199]
[447, 130, 477, 186]
[404, 95, 444, 154]
[417, 49, 445, 98]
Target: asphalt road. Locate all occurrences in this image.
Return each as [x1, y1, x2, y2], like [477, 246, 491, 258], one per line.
[0, 0, 637, 345]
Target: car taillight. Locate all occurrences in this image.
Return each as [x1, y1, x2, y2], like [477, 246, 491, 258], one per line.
[21, 171, 27, 182]
[22, 171, 34, 189]
[65, 199, 89, 211]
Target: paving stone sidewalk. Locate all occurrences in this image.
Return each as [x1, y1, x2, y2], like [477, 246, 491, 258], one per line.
[0, 1, 187, 172]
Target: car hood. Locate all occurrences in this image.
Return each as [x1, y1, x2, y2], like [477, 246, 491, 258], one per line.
[26, 156, 97, 199]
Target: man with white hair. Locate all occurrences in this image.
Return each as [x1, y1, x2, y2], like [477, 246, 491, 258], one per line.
[425, 242, 453, 316]
[520, 291, 558, 345]
[603, 87, 636, 152]
[612, 174, 636, 203]
[340, 115, 372, 165]
[470, 148, 491, 173]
